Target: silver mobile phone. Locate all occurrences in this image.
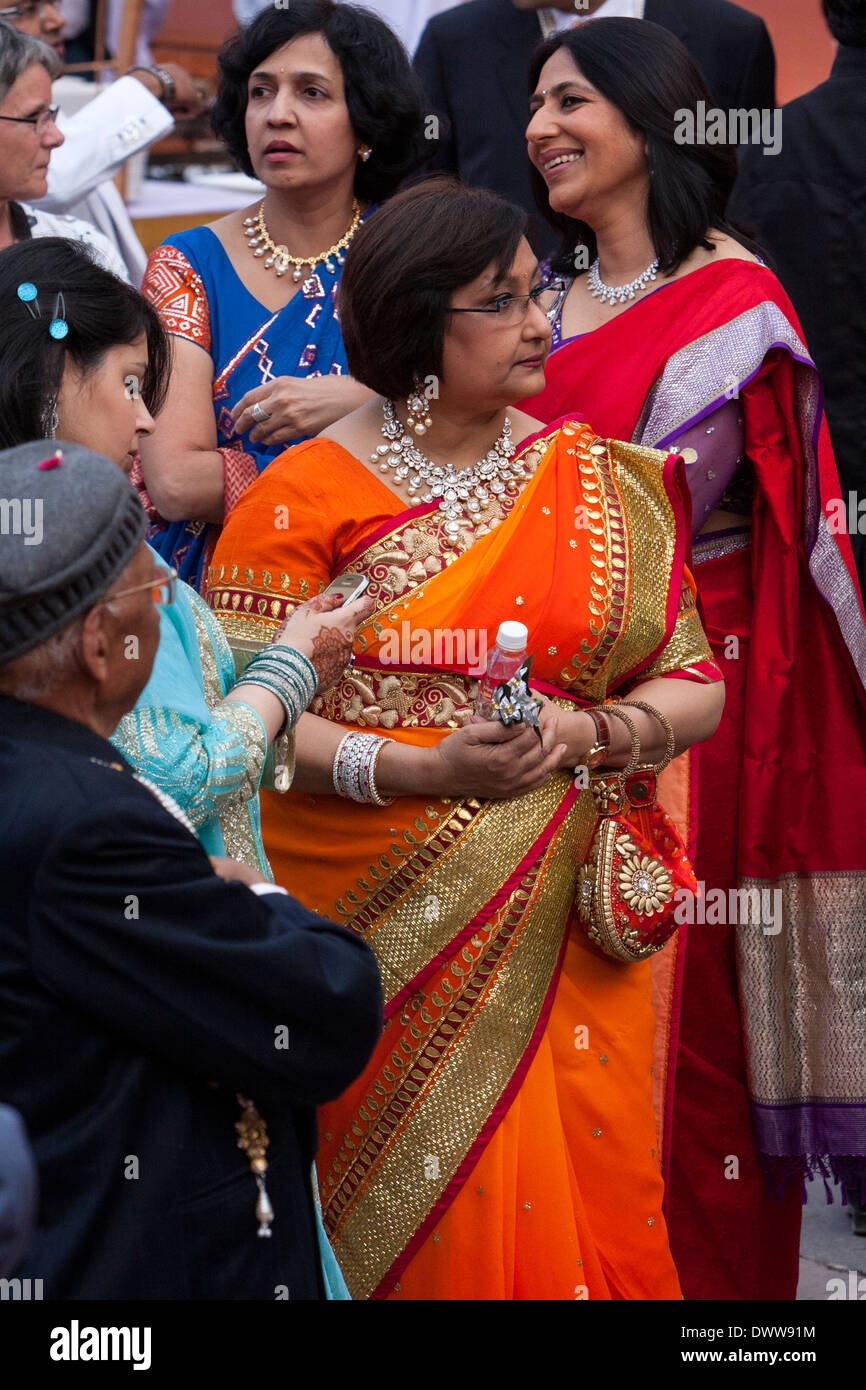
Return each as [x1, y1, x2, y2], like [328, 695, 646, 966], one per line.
[322, 572, 370, 603]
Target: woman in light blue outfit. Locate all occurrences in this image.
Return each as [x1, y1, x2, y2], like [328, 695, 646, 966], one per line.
[0, 235, 370, 1300]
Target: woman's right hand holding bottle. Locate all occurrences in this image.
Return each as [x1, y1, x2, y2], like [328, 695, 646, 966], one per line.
[424, 718, 568, 801]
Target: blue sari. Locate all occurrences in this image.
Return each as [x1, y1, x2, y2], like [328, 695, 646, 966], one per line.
[142, 215, 374, 590]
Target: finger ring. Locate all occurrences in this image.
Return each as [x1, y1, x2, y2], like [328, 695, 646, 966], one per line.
[251, 402, 271, 424]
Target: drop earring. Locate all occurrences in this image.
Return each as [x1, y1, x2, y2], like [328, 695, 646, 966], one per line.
[358, 145, 372, 162]
[405, 381, 433, 436]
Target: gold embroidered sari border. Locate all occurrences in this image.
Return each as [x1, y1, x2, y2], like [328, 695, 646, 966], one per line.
[321, 794, 594, 1299]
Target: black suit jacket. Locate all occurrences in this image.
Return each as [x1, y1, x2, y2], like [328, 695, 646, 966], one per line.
[729, 44, 866, 591]
[414, 0, 776, 251]
[0, 1105, 36, 1278]
[0, 695, 382, 1299]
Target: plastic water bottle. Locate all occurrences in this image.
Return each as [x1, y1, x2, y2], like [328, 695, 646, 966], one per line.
[474, 620, 529, 718]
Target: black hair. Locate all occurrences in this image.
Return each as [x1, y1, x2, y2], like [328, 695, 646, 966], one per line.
[0, 237, 170, 445]
[212, 0, 428, 201]
[338, 176, 528, 400]
[822, 0, 866, 46]
[528, 18, 760, 278]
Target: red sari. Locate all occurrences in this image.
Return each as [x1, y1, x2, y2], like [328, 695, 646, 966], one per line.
[523, 259, 866, 1300]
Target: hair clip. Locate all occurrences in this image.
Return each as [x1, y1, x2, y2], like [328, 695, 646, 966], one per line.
[49, 292, 68, 340]
[38, 449, 64, 471]
[17, 281, 40, 319]
[17, 283, 69, 339]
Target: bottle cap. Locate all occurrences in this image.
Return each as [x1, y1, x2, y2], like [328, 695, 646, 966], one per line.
[496, 620, 528, 653]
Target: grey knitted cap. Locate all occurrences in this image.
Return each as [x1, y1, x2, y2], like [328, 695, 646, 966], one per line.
[0, 440, 146, 663]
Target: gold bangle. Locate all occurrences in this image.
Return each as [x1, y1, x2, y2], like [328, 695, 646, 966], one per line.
[615, 698, 676, 773]
[602, 706, 641, 778]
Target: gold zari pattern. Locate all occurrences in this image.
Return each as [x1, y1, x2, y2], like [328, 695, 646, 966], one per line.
[207, 422, 721, 1297]
[322, 787, 597, 1300]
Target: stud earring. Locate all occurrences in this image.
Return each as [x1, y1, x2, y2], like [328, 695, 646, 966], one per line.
[358, 145, 372, 162]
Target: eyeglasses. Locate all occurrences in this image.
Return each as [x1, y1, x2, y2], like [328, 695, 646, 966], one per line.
[97, 566, 178, 610]
[0, 104, 60, 134]
[0, 3, 62, 18]
[449, 279, 567, 325]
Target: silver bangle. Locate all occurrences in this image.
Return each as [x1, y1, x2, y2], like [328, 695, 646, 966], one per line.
[237, 644, 317, 732]
[332, 731, 394, 805]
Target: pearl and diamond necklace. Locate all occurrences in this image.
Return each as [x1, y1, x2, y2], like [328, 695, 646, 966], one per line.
[587, 255, 659, 306]
[372, 401, 522, 546]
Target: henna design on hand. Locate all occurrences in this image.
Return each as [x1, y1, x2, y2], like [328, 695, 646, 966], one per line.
[311, 623, 354, 692]
[304, 593, 343, 615]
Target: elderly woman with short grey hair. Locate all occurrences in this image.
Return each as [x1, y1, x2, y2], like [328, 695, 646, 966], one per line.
[0, 20, 126, 276]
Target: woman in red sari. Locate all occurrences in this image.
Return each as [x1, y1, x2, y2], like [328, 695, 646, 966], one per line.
[522, 17, 866, 1300]
[207, 179, 724, 1299]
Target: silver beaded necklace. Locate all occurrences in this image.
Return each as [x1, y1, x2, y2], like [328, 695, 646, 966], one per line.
[372, 400, 521, 545]
[587, 255, 659, 305]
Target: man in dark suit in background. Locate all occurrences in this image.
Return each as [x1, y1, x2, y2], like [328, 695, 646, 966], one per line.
[730, 0, 866, 595]
[415, 0, 776, 251]
[0, 441, 382, 1299]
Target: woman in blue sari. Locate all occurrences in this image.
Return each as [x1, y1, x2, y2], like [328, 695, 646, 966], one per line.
[138, 1, 427, 591]
[0, 235, 371, 1299]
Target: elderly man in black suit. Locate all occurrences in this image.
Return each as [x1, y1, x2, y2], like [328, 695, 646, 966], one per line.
[0, 440, 382, 1299]
[415, 0, 776, 251]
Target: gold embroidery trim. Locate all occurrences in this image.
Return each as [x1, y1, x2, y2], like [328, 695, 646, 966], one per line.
[639, 603, 715, 679]
[322, 791, 597, 1299]
[342, 770, 576, 1004]
[311, 665, 476, 731]
[189, 595, 268, 873]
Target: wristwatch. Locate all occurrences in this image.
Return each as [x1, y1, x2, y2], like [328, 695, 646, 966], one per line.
[579, 707, 612, 771]
[127, 64, 176, 108]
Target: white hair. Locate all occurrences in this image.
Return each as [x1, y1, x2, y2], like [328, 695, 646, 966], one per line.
[0, 617, 85, 701]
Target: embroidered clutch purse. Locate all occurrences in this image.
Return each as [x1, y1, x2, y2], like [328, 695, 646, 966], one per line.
[576, 703, 695, 964]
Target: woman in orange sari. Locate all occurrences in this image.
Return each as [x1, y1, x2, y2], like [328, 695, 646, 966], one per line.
[206, 179, 724, 1300]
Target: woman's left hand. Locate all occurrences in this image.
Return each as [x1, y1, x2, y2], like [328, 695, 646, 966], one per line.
[535, 694, 561, 748]
[231, 375, 373, 446]
[273, 591, 375, 693]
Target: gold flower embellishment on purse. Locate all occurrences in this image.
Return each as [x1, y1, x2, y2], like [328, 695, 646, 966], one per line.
[615, 836, 675, 916]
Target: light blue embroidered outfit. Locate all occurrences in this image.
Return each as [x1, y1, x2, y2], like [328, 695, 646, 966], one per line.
[111, 548, 350, 1299]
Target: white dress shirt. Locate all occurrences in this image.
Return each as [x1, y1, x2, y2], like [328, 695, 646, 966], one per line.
[233, 0, 459, 56]
[539, 0, 645, 37]
[35, 76, 173, 283]
[41, 76, 173, 211]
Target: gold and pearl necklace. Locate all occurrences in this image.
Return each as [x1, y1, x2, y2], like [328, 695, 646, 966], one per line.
[243, 198, 362, 280]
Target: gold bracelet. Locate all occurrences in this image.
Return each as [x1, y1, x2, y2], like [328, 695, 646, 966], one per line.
[614, 698, 676, 772]
[602, 706, 641, 777]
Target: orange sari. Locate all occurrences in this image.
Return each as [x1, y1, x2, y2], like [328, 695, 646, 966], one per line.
[207, 421, 720, 1300]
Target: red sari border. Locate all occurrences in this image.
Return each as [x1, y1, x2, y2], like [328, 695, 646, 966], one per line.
[381, 782, 580, 1018]
[371, 926, 571, 1300]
